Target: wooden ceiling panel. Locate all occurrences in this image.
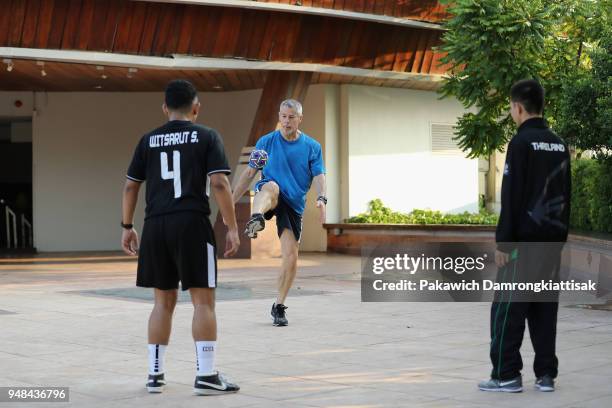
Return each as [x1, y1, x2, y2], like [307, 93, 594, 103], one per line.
[258, 0, 450, 22]
[0, 0, 448, 76]
[0, 0, 12, 45]
[20, 0, 41, 49]
[213, 8, 243, 58]
[8, 0, 28, 47]
[124, 2, 148, 54]
[46, 0, 68, 48]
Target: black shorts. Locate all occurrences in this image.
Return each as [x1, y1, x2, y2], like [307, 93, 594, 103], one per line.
[137, 212, 217, 290]
[264, 193, 303, 242]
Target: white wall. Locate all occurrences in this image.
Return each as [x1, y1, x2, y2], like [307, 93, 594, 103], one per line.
[323, 85, 341, 224]
[24, 90, 259, 251]
[1, 84, 478, 252]
[343, 85, 478, 216]
[0, 92, 35, 118]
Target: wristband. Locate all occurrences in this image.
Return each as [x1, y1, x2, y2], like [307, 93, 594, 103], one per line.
[121, 222, 133, 230]
[317, 196, 328, 205]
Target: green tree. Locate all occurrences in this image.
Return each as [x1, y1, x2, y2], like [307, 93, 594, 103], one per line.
[438, 0, 551, 158]
[438, 0, 610, 158]
[556, 32, 612, 159]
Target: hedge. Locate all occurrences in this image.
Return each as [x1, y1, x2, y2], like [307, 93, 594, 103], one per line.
[571, 159, 612, 233]
[346, 199, 498, 225]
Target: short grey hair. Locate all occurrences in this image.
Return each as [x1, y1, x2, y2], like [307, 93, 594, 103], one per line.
[280, 99, 303, 116]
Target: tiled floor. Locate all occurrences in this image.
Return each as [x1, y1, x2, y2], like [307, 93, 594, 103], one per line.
[0, 252, 610, 407]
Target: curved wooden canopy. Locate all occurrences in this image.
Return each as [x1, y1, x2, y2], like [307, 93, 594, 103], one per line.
[254, 0, 449, 22]
[0, 0, 451, 91]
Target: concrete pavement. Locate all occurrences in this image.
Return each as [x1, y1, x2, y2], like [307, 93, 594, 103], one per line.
[0, 252, 611, 407]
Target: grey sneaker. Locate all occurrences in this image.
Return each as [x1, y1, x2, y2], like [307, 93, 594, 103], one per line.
[535, 375, 555, 392]
[478, 376, 522, 393]
[245, 213, 265, 239]
[271, 303, 288, 326]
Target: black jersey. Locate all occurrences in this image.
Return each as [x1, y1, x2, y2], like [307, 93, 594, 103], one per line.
[127, 120, 231, 219]
[496, 118, 571, 245]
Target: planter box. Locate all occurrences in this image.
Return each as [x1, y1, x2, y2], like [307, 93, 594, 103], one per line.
[324, 223, 496, 255]
[324, 223, 612, 255]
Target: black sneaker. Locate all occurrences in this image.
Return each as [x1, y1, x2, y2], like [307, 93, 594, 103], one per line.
[478, 376, 522, 392]
[194, 372, 240, 396]
[146, 373, 166, 393]
[245, 213, 265, 238]
[535, 375, 555, 392]
[271, 303, 288, 326]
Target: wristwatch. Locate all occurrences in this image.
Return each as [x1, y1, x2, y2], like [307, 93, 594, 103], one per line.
[317, 196, 328, 205]
[120, 222, 134, 230]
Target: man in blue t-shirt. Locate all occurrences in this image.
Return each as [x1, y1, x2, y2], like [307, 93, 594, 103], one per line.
[232, 99, 327, 326]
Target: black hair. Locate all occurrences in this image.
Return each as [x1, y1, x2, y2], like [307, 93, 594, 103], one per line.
[510, 79, 545, 115]
[165, 79, 197, 112]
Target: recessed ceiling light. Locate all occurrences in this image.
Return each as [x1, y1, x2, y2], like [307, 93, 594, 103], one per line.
[3, 59, 13, 72]
[36, 61, 46, 76]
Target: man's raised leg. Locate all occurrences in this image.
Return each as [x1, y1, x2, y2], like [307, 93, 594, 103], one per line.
[246, 181, 279, 238]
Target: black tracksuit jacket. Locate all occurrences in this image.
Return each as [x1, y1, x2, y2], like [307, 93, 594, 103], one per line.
[496, 117, 571, 247]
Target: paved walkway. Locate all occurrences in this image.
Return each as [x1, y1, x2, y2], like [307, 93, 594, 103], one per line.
[0, 252, 611, 407]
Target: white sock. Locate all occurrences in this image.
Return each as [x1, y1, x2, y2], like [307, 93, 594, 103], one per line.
[195, 341, 216, 376]
[148, 344, 167, 375]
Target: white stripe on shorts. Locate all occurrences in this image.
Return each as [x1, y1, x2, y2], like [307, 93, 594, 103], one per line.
[207, 243, 216, 288]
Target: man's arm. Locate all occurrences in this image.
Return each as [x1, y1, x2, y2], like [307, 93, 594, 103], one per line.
[495, 139, 526, 265]
[210, 173, 240, 257]
[231, 166, 258, 204]
[121, 179, 141, 256]
[313, 173, 327, 224]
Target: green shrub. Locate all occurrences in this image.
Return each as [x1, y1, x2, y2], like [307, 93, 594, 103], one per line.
[346, 199, 498, 225]
[571, 159, 612, 233]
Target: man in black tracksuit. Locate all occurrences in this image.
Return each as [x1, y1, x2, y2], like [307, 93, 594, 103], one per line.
[479, 80, 571, 393]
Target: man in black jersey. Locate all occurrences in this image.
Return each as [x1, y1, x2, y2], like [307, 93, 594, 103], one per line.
[121, 80, 240, 396]
[479, 80, 571, 393]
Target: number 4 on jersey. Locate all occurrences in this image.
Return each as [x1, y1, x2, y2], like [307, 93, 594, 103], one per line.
[161, 151, 181, 198]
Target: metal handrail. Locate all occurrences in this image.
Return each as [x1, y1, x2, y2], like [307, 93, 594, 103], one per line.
[5, 205, 17, 248]
[21, 214, 32, 248]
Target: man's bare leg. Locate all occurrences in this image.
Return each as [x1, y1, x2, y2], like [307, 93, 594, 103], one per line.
[277, 229, 299, 304]
[271, 229, 299, 326]
[190, 288, 216, 342]
[148, 289, 177, 344]
[190, 287, 240, 394]
[147, 289, 177, 392]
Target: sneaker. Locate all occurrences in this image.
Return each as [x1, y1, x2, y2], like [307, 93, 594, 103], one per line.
[146, 373, 166, 393]
[194, 371, 240, 396]
[245, 213, 265, 238]
[478, 376, 522, 393]
[271, 303, 288, 326]
[535, 375, 555, 392]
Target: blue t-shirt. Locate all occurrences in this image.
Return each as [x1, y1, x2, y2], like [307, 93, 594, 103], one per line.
[251, 130, 325, 215]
